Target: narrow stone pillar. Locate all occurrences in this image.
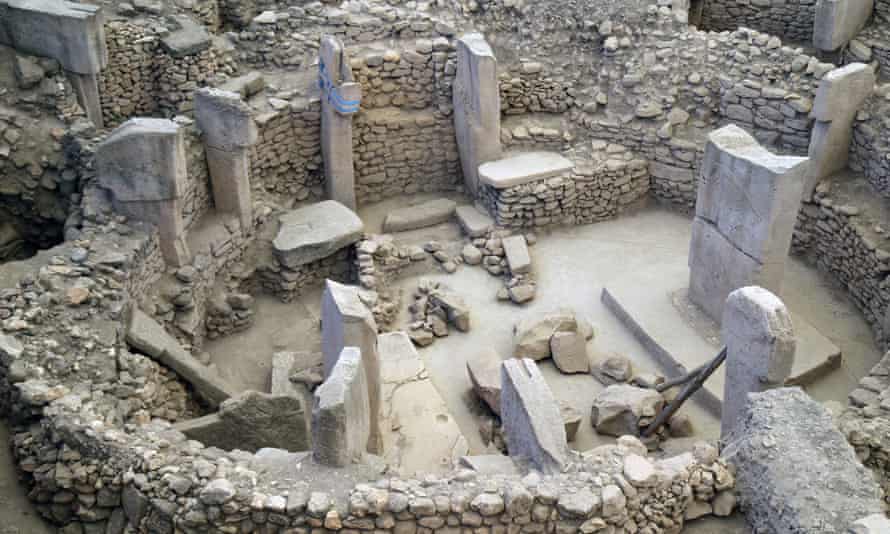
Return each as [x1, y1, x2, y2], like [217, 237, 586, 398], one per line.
[454, 33, 502, 197]
[96, 118, 191, 266]
[500, 358, 568, 474]
[688, 124, 808, 322]
[319, 35, 361, 211]
[720, 286, 795, 440]
[313, 347, 370, 467]
[321, 280, 382, 455]
[195, 88, 258, 232]
[68, 72, 104, 129]
[814, 0, 874, 54]
[804, 63, 876, 198]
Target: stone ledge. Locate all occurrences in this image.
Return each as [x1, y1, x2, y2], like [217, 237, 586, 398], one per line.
[478, 152, 574, 189]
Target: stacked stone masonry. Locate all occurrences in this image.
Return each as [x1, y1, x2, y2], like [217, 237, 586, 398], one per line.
[849, 87, 890, 197]
[699, 0, 816, 44]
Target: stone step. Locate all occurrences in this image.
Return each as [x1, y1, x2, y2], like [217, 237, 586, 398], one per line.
[478, 152, 574, 189]
[601, 270, 842, 416]
[382, 198, 457, 233]
[455, 204, 493, 237]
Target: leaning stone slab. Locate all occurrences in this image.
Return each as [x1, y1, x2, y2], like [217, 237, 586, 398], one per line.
[724, 388, 884, 534]
[467, 347, 504, 414]
[273, 201, 363, 269]
[502, 235, 532, 275]
[479, 152, 574, 189]
[313, 347, 369, 467]
[721, 286, 795, 440]
[126, 309, 237, 407]
[455, 205, 494, 238]
[382, 198, 457, 233]
[500, 358, 568, 474]
[321, 280, 382, 454]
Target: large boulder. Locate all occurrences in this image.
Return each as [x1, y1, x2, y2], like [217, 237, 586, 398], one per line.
[591, 384, 665, 437]
[514, 310, 580, 360]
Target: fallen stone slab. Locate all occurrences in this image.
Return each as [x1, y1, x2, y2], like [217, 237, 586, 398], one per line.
[455, 205, 494, 238]
[514, 310, 580, 360]
[479, 152, 574, 189]
[467, 347, 504, 414]
[429, 290, 470, 332]
[500, 358, 568, 473]
[175, 391, 311, 452]
[502, 235, 531, 274]
[126, 309, 237, 407]
[273, 201, 363, 269]
[382, 198, 457, 233]
[160, 15, 211, 57]
[313, 347, 369, 467]
[591, 384, 664, 437]
[550, 331, 589, 374]
[724, 387, 884, 534]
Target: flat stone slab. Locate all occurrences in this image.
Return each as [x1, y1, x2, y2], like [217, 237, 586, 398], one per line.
[455, 205, 494, 238]
[479, 152, 574, 189]
[273, 201, 363, 269]
[459, 455, 520, 475]
[378, 332, 468, 475]
[382, 198, 457, 233]
[160, 16, 212, 58]
[126, 309, 237, 407]
[502, 235, 532, 274]
[601, 265, 842, 415]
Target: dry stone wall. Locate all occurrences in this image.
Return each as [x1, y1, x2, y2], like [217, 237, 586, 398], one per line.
[698, 0, 816, 44]
[849, 87, 890, 197]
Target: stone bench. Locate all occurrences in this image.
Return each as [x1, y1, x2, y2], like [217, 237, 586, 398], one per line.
[257, 200, 364, 301]
[476, 150, 649, 228]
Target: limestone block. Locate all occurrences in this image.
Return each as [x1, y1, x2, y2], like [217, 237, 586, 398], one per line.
[320, 35, 361, 211]
[467, 347, 504, 414]
[321, 280, 382, 454]
[454, 33, 501, 196]
[160, 16, 211, 57]
[591, 384, 664, 437]
[721, 286, 795, 439]
[500, 358, 568, 474]
[273, 201, 363, 269]
[1, 0, 108, 74]
[550, 331, 589, 374]
[696, 124, 807, 265]
[502, 235, 532, 275]
[514, 310, 580, 360]
[479, 152, 574, 189]
[313, 347, 369, 467]
[455, 205, 494, 237]
[382, 198, 457, 233]
[195, 88, 258, 151]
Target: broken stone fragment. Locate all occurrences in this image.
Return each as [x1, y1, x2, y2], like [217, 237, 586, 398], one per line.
[550, 331, 589, 374]
[467, 348, 503, 414]
[409, 327, 434, 347]
[508, 283, 536, 304]
[514, 310, 579, 360]
[591, 352, 633, 384]
[561, 402, 582, 442]
[429, 290, 470, 332]
[591, 384, 664, 437]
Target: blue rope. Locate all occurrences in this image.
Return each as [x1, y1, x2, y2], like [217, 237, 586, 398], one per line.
[319, 60, 360, 114]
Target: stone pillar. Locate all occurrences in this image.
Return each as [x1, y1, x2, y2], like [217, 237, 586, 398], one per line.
[321, 280, 382, 455]
[688, 124, 808, 322]
[97, 118, 191, 266]
[814, 0, 874, 54]
[195, 88, 258, 232]
[313, 347, 370, 467]
[0, 0, 108, 128]
[319, 35, 361, 211]
[500, 358, 568, 474]
[454, 33, 501, 197]
[804, 63, 876, 198]
[720, 286, 795, 440]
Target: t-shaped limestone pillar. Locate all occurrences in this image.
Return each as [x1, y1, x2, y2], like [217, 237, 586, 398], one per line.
[804, 63, 876, 198]
[720, 286, 796, 440]
[319, 35, 361, 211]
[195, 88, 258, 233]
[688, 124, 808, 322]
[96, 118, 191, 267]
[454, 33, 502, 197]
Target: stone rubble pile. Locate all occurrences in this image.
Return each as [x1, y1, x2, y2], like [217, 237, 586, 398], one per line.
[407, 280, 471, 347]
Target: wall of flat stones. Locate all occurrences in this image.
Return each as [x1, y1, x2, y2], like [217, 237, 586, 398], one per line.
[499, 63, 574, 116]
[249, 99, 323, 201]
[182, 122, 215, 231]
[850, 89, 890, 197]
[844, 23, 890, 78]
[353, 111, 462, 204]
[698, 0, 816, 43]
[256, 247, 354, 303]
[98, 21, 224, 127]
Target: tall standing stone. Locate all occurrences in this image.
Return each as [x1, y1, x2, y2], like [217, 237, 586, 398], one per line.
[688, 124, 807, 322]
[813, 0, 874, 54]
[500, 358, 568, 474]
[313, 347, 370, 467]
[453, 33, 501, 197]
[97, 118, 191, 266]
[720, 286, 796, 440]
[804, 63, 875, 198]
[319, 35, 361, 211]
[321, 280, 382, 454]
[195, 88, 258, 233]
